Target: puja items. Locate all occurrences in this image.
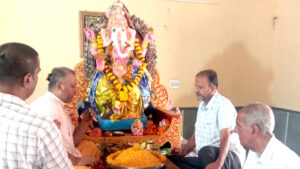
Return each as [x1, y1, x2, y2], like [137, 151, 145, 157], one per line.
[113, 131, 125, 136]
[107, 144, 167, 168]
[143, 120, 157, 135]
[131, 119, 144, 136]
[104, 142, 130, 154]
[144, 119, 170, 136]
[141, 141, 160, 150]
[104, 131, 113, 137]
[156, 119, 170, 136]
[87, 127, 102, 137]
[93, 160, 108, 169]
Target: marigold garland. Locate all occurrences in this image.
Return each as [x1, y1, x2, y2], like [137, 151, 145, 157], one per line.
[96, 34, 147, 104]
[92, 30, 105, 60]
[97, 31, 104, 54]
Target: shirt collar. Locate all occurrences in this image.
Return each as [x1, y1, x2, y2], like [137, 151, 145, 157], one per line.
[202, 91, 219, 110]
[0, 92, 26, 106]
[257, 135, 276, 164]
[45, 91, 65, 107]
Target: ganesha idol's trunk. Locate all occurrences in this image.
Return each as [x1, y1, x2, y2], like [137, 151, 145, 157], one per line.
[120, 45, 128, 55]
[111, 49, 129, 78]
[115, 43, 130, 59]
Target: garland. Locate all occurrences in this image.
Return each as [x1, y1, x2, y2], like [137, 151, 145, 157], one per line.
[97, 30, 104, 54]
[96, 32, 147, 103]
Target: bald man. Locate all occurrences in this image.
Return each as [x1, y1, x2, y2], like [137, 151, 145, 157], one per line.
[234, 103, 300, 169]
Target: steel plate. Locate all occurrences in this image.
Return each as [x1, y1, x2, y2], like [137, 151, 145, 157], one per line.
[107, 162, 166, 169]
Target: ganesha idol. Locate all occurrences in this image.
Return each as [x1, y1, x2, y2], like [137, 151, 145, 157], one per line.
[83, 1, 157, 129]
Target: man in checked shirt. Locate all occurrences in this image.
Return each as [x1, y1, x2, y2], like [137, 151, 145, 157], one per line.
[0, 42, 73, 169]
[169, 69, 245, 169]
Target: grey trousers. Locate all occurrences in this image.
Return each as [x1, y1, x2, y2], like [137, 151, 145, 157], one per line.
[168, 146, 241, 169]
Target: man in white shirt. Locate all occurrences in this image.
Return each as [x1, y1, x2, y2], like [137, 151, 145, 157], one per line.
[234, 103, 300, 169]
[0, 42, 72, 169]
[31, 67, 100, 166]
[169, 69, 245, 169]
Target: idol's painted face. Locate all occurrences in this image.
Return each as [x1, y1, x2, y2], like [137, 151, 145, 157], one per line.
[102, 9, 136, 59]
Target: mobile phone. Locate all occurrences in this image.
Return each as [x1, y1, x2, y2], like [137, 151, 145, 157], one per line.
[77, 100, 98, 122]
[77, 100, 91, 116]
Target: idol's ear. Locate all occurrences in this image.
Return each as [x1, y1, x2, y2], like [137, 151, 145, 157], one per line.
[101, 28, 112, 47]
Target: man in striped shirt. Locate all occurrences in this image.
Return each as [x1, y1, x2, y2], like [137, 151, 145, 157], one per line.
[0, 42, 73, 169]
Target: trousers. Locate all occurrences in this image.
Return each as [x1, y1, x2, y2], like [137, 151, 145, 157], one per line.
[168, 146, 241, 169]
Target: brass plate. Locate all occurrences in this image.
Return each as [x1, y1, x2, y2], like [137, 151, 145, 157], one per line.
[108, 162, 166, 169]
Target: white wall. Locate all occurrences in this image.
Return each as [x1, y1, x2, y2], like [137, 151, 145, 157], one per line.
[1, 0, 299, 110]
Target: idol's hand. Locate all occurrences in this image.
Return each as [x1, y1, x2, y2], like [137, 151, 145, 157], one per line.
[84, 28, 96, 41]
